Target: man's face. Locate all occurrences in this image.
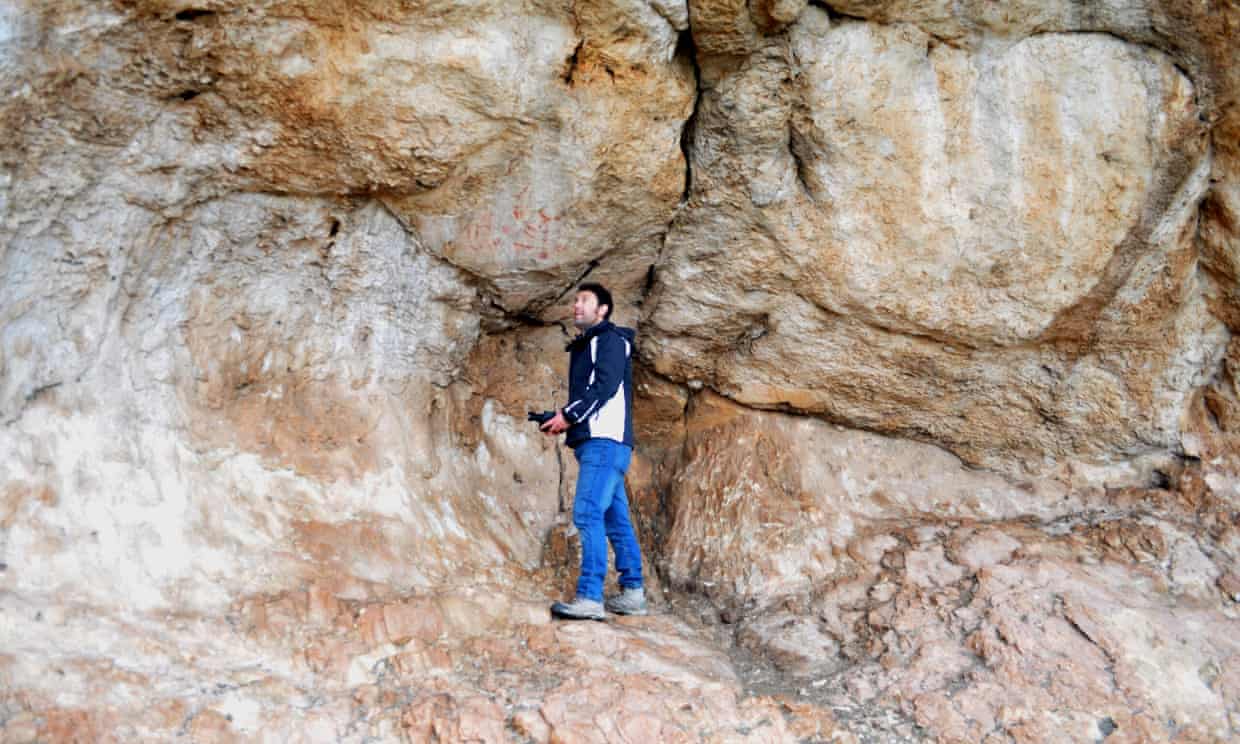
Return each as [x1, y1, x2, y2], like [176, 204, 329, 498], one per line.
[572, 290, 607, 329]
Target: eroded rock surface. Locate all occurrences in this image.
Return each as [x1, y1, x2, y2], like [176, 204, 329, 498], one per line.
[663, 397, 1240, 742]
[647, 3, 1226, 472]
[2, 582, 856, 742]
[2, 0, 1240, 742]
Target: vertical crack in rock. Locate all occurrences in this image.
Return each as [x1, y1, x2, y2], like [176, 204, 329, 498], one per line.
[787, 121, 815, 200]
[639, 261, 657, 306]
[562, 40, 583, 86]
[636, 235, 669, 331]
[675, 29, 701, 207]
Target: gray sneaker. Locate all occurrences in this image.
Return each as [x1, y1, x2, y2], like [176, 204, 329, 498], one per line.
[604, 587, 648, 616]
[550, 596, 605, 621]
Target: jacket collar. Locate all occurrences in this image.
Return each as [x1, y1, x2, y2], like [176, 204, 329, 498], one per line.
[566, 320, 613, 351]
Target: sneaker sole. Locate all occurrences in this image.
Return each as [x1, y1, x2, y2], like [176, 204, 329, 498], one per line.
[605, 607, 648, 616]
[550, 606, 606, 621]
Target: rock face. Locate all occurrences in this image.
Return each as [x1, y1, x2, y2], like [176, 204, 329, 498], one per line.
[1, 0, 692, 610]
[664, 395, 1240, 742]
[647, 3, 1223, 472]
[2, 0, 1239, 742]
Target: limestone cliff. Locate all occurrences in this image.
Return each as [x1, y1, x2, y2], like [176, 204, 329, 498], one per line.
[1, 1, 1238, 741]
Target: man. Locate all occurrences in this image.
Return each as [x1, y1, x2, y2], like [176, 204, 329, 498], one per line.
[541, 282, 647, 620]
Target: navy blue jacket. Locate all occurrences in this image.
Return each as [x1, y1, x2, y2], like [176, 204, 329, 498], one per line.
[562, 321, 635, 449]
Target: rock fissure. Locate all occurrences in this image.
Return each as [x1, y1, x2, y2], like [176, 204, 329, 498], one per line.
[805, 1, 867, 26]
[562, 40, 584, 86]
[2, 381, 63, 427]
[786, 120, 814, 200]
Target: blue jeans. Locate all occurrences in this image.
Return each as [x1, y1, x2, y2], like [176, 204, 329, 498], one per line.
[572, 438, 643, 601]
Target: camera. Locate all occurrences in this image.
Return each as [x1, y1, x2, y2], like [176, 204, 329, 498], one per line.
[527, 410, 556, 426]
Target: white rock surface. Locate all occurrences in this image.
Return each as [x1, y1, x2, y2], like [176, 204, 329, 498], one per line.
[647, 6, 1224, 471]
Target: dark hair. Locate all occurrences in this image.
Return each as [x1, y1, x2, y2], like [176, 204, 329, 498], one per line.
[578, 282, 613, 320]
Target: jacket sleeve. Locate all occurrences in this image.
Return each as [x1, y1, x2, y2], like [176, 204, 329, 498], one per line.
[562, 331, 629, 424]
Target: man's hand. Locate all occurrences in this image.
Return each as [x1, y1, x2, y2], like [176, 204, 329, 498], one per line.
[540, 410, 569, 435]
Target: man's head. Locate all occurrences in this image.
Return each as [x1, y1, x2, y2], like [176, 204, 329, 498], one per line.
[573, 282, 613, 329]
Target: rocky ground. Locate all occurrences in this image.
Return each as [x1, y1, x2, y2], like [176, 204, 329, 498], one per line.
[0, 578, 852, 742]
[3, 453, 1237, 742]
